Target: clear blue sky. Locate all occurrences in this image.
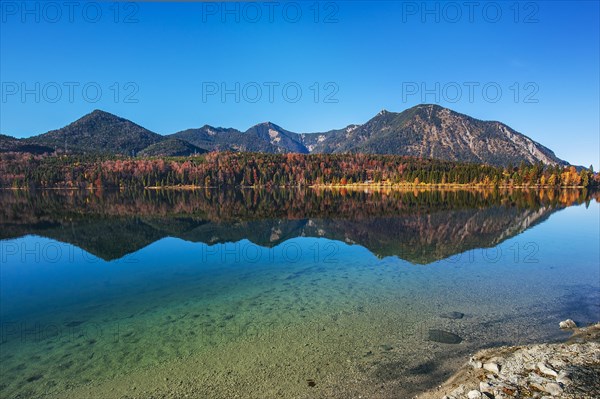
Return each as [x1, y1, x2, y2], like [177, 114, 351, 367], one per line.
[1, 1, 598, 168]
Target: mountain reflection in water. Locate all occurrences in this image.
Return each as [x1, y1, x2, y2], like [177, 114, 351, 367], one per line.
[0, 188, 595, 264]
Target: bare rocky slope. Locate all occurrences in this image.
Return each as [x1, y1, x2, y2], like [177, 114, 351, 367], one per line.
[301, 105, 564, 167]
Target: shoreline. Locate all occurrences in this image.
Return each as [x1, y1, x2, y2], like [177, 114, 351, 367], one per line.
[1, 184, 589, 191]
[40, 322, 600, 399]
[417, 323, 600, 399]
[310, 183, 587, 189]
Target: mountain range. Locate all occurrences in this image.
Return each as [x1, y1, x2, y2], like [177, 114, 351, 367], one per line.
[0, 104, 567, 167]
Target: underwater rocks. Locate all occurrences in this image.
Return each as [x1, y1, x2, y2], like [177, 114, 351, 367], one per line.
[440, 312, 465, 320]
[428, 329, 463, 344]
[420, 322, 600, 399]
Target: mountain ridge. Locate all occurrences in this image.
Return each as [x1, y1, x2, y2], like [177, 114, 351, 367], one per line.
[3, 105, 568, 166]
[23, 109, 164, 155]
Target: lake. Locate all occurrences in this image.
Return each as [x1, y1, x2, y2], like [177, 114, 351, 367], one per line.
[1, 188, 598, 398]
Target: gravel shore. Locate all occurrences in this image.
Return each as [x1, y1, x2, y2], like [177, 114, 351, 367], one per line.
[42, 321, 599, 399]
[417, 323, 600, 399]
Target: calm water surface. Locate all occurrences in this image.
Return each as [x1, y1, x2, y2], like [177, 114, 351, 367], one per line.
[0, 189, 598, 398]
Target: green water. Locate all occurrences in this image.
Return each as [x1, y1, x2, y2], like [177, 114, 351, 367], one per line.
[0, 189, 598, 398]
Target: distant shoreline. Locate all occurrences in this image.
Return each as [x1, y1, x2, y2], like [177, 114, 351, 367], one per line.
[130, 183, 591, 190]
[309, 182, 588, 190]
[0, 184, 589, 191]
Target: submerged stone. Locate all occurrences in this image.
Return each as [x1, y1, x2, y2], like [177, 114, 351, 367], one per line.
[409, 361, 436, 374]
[26, 374, 43, 383]
[428, 329, 462, 344]
[440, 311, 464, 319]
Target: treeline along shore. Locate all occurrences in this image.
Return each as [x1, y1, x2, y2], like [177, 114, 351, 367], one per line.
[0, 152, 597, 190]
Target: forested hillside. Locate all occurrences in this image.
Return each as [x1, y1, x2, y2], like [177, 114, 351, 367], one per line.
[0, 152, 595, 189]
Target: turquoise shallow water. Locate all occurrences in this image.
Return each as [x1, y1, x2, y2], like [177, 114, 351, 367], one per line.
[0, 190, 598, 398]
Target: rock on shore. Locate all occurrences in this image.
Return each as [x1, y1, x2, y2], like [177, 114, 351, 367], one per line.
[417, 323, 600, 399]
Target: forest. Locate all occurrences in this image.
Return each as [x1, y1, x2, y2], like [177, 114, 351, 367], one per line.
[0, 152, 597, 190]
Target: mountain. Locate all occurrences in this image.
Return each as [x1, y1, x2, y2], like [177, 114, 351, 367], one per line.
[299, 125, 360, 153]
[170, 105, 565, 166]
[243, 122, 308, 153]
[5, 105, 568, 166]
[0, 134, 53, 154]
[25, 110, 164, 155]
[138, 138, 207, 157]
[170, 125, 244, 152]
[170, 125, 279, 153]
[170, 122, 308, 154]
[303, 105, 565, 166]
